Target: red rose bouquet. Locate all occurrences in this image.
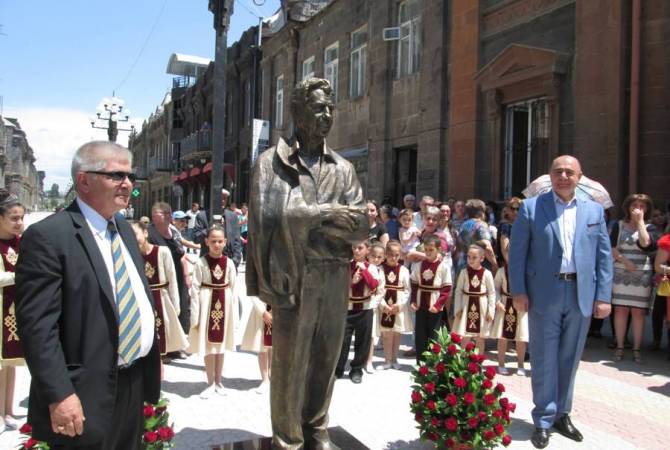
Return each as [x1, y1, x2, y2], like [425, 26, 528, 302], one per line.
[142, 398, 175, 449]
[410, 327, 514, 449]
[17, 423, 49, 449]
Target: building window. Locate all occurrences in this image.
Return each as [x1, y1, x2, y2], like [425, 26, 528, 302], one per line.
[275, 75, 284, 128]
[350, 27, 368, 98]
[302, 56, 315, 81]
[397, 0, 421, 77]
[324, 42, 339, 102]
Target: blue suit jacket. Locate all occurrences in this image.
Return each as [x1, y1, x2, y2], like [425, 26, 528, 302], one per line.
[509, 191, 613, 317]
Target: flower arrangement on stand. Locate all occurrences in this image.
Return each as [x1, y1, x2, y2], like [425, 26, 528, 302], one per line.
[410, 327, 514, 449]
[17, 423, 49, 449]
[142, 398, 175, 449]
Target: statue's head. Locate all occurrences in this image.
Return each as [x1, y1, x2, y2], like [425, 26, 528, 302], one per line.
[290, 78, 334, 140]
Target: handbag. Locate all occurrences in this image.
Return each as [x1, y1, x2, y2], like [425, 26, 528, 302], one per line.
[658, 275, 670, 296]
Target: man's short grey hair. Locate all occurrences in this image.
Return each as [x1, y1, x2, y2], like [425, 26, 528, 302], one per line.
[71, 141, 132, 191]
[424, 206, 441, 218]
[403, 194, 416, 202]
[221, 189, 230, 196]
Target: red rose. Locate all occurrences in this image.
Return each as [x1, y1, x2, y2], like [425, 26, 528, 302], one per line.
[477, 353, 487, 363]
[493, 409, 503, 418]
[502, 434, 513, 446]
[494, 423, 505, 435]
[435, 362, 445, 374]
[467, 416, 479, 428]
[468, 353, 479, 362]
[445, 417, 458, 431]
[144, 431, 158, 443]
[463, 392, 475, 405]
[482, 379, 493, 389]
[465, 342, 476, 351]
[431, 417, 440, 427]
[485, 366, 497, 379]
[484, 430, 496, 440]
[19, 423, 32, 435]
[483, 393, 496, 406]
[495, 383, 506, 393]
[445, 393, 458, 406]
[155, 406, 167, 414]
[411, 390, 423, 403]
[419, 365, 429, 376]
[447, 344, 458, 355]
[431, 343, 442, 354]
[446, 438, 455, 448]
[478, 411, 487, 421]
[499, 397, 509, 409]
[415, 413, 424, 423]
[428, 432, 439, 441]
[453, 377, 466, 389]
[157, 426, 174, 441]
[450, 332, 462, 344]
[24, 438, 38, 449]
[424, 382, 435, 394]
[460, 431, 471, 441]
[426, 400, 437, 411]
[467, 362, 480, 374]
[143, 404, 155, 418]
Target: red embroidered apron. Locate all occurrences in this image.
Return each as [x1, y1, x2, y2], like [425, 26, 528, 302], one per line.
[381, 263, 401, 328]
[204, 255, 228, 344]
[464, 266, 485, 334]
[143, 246, 167, 355]
[0, 236, 23, 360]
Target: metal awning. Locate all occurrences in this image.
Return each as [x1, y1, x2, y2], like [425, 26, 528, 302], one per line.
[166, 53, 212, 77]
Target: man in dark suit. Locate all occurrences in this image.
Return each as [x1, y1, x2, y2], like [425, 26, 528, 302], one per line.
[16, 141, 161, 449]
[221, 188, 242, 267]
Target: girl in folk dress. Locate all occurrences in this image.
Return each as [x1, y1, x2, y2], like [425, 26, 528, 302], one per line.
[189, 225, 238, 398]
[379, 241, 413, 369]
[365, 243, 386, 373]
[241, 296, 272, 394]
[131, 223, 188, 366]
[491, 265, 528, 375]
[453, 245, 496, 354]
[0, 190, 24, 432]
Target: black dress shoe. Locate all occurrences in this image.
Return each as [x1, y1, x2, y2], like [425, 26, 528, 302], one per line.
[349, 370, 362, 384]
[553, 415, 583, 442]
[531, 428, 549, 449]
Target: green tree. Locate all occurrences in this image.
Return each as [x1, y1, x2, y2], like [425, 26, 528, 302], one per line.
[48, 183, 59, 198]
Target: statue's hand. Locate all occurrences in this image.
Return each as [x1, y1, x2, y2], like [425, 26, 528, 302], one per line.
[319, 204, 366, 233]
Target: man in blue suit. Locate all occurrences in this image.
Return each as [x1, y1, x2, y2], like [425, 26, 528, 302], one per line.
[510, 155, 613, 449]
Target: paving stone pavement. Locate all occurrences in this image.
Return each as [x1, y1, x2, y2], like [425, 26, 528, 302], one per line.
[2, 262, 669, 449]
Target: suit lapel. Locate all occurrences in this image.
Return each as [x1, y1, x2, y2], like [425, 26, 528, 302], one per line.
[540, 193, 564, 251]
[67, 202, 118, 321]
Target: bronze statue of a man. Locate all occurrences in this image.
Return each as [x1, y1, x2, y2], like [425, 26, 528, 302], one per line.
[246, 78, 368, 449]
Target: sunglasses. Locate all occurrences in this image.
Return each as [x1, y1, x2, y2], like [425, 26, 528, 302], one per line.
[510, 206, 519, 211]
[86, 171, 137, 183]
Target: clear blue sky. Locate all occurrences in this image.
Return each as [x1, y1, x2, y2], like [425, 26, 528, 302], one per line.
[0, 0, 280, 190]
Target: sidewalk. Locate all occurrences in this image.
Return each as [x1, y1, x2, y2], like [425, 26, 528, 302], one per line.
[2, 263, 668, 449]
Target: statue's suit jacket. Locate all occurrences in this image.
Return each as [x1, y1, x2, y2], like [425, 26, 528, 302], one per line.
[509, 191, 613, 316]
[15, 201, 161, 445]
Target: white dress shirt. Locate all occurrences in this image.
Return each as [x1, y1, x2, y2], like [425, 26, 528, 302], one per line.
[553, 191, 577, 274]
[77, 198, 155, 364]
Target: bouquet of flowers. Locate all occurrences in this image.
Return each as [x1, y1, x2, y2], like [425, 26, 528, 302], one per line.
[410, 327, 514, 449]
[17, 423, 49, 449]
[142, 398, 175, 449]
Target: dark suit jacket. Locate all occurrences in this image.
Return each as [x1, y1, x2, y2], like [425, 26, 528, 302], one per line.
[15, 201, 161, 445]
[223, 208, 242, 266]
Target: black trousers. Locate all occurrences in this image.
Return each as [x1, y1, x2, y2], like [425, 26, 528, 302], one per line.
[336, 308, 373, 375]
[51, 362, 145, 450]
[652, 294, 669, 345]
[415, 308, 442, 364]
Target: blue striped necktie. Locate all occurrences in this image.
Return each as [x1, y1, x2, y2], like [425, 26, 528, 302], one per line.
[108, 221, 141, 365]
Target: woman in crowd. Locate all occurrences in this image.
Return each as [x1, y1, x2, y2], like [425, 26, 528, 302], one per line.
[611, 194, 654, 363]
[407, 206, 450, 263]
[653, 230, 670, 358]
[456, 199, 497, 273]
[367, 200, 389, 247]
[0, 189, 25, 433]
[380, 204, 400, 241]
[496, 197, 521, 265]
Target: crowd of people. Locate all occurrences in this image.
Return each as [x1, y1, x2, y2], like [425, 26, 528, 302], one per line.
[0, 142, 668, 449]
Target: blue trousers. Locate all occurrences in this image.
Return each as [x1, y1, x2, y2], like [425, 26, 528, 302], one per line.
[528, 280, 590, 429]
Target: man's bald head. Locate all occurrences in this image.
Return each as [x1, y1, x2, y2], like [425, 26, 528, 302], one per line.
[550, 155, 582, 175]
[550, 155, 582, 201]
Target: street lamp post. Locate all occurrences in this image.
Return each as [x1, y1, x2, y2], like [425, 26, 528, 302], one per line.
[209, 0, 234, 217]
[90, 96, 134, 142]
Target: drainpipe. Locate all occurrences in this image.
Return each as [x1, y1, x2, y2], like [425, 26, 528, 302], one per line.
[628, 0, 641, 194]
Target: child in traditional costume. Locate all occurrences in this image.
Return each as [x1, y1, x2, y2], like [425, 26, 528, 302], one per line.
[0, 190, 24, 432]
[241, 295, 272, 394]
[189, 225, 238, 398]
[336, 241, 379, 383]
[454, 245, 496, 354]
[379, 240, 412, 369]
[491, 265, 528, 375]
[131, 222, 188, 372]
[410, 234, 452, 363]
[365, 243, 386, 373]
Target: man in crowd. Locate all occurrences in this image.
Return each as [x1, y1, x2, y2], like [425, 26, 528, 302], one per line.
[510, 155, 613, 449]
[16, 141, 160, 449]
[221, 188, 243, 267]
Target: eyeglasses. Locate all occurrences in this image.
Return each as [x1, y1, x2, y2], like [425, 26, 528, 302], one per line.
[86, 171, 137, 183]
[510, 206, 520, 211]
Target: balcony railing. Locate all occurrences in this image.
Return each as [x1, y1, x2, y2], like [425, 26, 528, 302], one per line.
[180, 129, 211, 159]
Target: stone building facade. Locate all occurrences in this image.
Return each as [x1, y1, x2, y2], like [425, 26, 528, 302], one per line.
[0, 116, 43, 210]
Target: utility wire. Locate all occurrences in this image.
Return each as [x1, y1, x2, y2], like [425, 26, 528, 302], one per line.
[114, 0, 169, 93]
[236, 0, 264, 19]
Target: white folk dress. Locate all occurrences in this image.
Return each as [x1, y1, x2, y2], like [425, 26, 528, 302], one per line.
[369, 264, 385, 338]
[453, 266, 496, 338]
[378, 263, 413, 334]
[490, 266, 528, 342]
[188, 254, 238, 356]
[241, 296, 272, 353]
